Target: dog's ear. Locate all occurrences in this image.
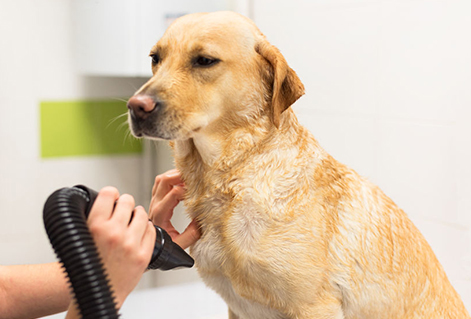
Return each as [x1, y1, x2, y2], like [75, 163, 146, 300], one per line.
[255, 40, 305, 128]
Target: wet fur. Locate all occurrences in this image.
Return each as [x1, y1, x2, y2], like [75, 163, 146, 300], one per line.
[130, 11, 470, 319]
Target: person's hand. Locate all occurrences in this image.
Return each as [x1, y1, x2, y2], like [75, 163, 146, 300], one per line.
[149, 169, 200, 249]
[87, 187, 156, 308]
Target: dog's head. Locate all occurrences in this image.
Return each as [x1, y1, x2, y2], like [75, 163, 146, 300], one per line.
[128, 11, 304, 141]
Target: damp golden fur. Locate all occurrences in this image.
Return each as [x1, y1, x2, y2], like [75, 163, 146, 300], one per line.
[128, 11, 470, 319]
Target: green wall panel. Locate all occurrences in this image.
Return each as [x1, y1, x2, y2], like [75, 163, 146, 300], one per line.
[40, 100, 142, 158]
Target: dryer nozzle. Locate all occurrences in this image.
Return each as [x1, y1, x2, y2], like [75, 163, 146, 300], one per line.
[72, 184, 194, 271]
[149, 226, 195, 270]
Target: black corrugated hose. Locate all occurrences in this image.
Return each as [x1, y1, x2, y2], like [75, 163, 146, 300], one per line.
[43, 185, 194, 318]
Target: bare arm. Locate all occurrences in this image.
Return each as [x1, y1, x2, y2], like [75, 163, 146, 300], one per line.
[0, 170, 194, 319]
[0, 262, 70, 319]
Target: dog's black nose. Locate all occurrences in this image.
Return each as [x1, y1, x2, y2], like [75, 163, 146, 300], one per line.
[127, 95, 157, 119]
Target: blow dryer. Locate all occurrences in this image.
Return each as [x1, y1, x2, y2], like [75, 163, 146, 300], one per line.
[43, 185, 194, 318]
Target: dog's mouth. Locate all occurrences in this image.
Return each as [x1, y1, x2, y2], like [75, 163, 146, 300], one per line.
[127, 95, 179, 140]
[127, 95, 211, 141]
[128, 108, 180, 140]
[129, 116, 182, 141]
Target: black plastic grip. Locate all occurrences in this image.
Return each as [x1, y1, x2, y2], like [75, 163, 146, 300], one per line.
[43, 185, 194, 318]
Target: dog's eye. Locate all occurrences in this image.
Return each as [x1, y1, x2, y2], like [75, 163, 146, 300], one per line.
[150, 54, 160, 65]
[194, 56, 219, 67]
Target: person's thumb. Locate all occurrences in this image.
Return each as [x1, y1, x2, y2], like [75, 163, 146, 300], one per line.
[174, 219, 201, 249]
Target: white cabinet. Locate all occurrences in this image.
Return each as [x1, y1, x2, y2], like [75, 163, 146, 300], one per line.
[72, 0, 251, 77]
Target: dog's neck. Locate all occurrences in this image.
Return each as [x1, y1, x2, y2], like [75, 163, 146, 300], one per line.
[172, 109, 305, 174]
[171, 109, 320, 224]
[171, 131, 224, 169]
[191, 131, 223, 166]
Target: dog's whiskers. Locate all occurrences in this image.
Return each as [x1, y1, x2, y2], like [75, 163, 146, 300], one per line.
[111, 97, 130, 103]
[107, 112, 128, 129]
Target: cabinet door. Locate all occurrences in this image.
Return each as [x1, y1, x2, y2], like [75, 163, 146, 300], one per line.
[72, 0, 240, 77]
[72, 0, 139, 76]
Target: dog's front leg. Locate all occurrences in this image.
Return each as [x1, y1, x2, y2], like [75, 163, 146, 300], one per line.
[301, 296, 344, 319]
[228, 308, 240, 319]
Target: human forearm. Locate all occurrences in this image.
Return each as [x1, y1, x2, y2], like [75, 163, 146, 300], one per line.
[0, 262, 71, 319]
[65, 301, 80, 319]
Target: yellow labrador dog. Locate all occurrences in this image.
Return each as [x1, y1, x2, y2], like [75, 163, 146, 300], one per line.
[127, 11, 469, 319]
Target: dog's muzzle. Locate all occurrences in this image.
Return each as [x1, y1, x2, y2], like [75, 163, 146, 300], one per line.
[127, 95, 178, 140]
[127, 95, 160, 137]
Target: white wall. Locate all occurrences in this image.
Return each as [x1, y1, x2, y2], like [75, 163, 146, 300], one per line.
[253, 0, 471, 310]
[0, 0, 148, 271]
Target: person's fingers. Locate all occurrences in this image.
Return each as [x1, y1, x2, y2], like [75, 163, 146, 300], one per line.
[152, 169, 180, 196]
[142, 221, 156, 252]
[111, 194, 136, 228]
[150, 185, 185, 225]
[174, 219, 201, 249]
[161, 222, 181, 240]
[151, 169, 180, 196]
[128, 206, 149, 239]
[88, 187, 120, 224]
[153, 171, 184, 202]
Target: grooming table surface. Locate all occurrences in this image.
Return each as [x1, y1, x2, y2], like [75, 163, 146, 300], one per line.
[44, 281, 227, 319]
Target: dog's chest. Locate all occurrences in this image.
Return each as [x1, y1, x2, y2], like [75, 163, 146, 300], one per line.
[191, 216, 287, 319]
[190, 183, 271, 271]
[181, 145, 316, 317]
[187, 175, 298, 318]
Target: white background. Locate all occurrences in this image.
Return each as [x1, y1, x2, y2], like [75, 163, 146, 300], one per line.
[0, 0, 470, 315]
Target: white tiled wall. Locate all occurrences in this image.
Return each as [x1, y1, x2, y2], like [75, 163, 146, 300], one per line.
[254, 0, 471, 310]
